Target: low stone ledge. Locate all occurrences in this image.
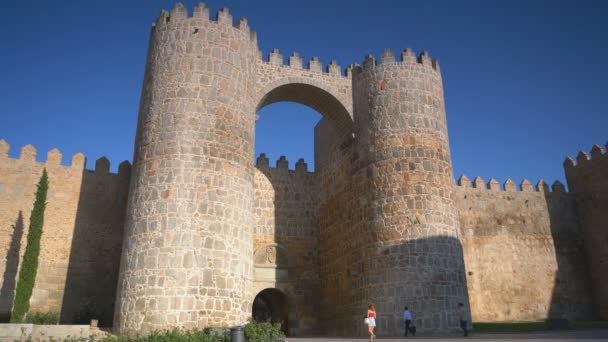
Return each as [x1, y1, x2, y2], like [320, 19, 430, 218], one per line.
[0, 324, 90, 341]
[0, 324, 33, 341]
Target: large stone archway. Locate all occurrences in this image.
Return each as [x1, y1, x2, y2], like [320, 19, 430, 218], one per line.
[251, 55, 357, 336]
[117, 4, 469, 337]
[255, 52, 354, 135]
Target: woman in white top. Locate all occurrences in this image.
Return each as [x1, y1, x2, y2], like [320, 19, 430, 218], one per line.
[367, 304, 377, 341]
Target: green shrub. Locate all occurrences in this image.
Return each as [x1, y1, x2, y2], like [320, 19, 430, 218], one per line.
[60, 328, 229, 342]
[125, 328, 228, 342]
[244, 321, 283, 342]
[24, 311, 60, 324]
[11, 169, 49, 322]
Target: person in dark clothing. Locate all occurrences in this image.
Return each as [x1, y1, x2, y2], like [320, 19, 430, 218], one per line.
[458, 303, 468, 337]
[403, 306, 415, 337]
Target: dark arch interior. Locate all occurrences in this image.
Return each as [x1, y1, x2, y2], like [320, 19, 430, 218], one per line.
[252, 288, 289, 335]
[256, 83, 353, 135]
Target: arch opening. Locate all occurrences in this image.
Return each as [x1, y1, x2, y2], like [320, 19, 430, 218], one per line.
[256, 83, 353, 136]
[252, 81, 355, 336]
[252, 288, 289, 336]
[255, 102, 321, 170]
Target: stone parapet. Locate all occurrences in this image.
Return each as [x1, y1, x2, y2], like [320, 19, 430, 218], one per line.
[564, 143, 608, 319]
[252, 155, 319, 335]
[454, 175, 593, 322]
[0, 140, 129, 326]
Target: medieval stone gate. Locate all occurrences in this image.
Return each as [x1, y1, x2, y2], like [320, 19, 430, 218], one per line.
[1, 2, 605, 337]
[112, 3, 469, 336]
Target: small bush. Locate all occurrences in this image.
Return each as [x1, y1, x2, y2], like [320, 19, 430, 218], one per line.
[24, 311, 60, 325]
[244, 321, 283, 342]
[62, 328, 229, 342]
[127, 328, 229, 342]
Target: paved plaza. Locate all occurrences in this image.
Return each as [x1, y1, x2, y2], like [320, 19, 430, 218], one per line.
[287, 329, 608, 341]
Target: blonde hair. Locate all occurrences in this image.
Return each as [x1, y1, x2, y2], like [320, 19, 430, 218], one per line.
[368, 304, 375, 312]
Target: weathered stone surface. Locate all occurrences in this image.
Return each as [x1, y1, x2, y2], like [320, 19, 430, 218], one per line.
[253, 162, 319, 335]
[337, 49, 469, 336]
[455, 182, 593, 322]
[0, 145, 129, 326]
[0, 4, 605, 339]
[114, 5, 259, 334]
[565, 146, 608, 319]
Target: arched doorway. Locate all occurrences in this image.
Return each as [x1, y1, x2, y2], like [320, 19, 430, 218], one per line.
[252, 288, 289, 336]
[252, 73, 355, 336]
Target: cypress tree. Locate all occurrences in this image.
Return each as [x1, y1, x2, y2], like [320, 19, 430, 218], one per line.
[11, 169, 48, 322]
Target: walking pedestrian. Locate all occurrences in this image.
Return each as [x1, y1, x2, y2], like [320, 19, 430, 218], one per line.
[458, 303, 468, 337]
[403, 306, 416, 336]
[367, 304, 377, 341]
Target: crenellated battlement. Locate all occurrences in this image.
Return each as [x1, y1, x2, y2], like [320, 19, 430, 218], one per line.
[259, 48, 349, 78]
[0, 139, 131, 324]
[3, 4, 604, 334]
[456, 174, 567, 194]
[562, 142, 608, 318]
[564, 143, 607, 169]
[0, 139, 130, 177]
[255, 153, 313, 175]
[351, 48, 441, 75]
[152, 3, 258, 45]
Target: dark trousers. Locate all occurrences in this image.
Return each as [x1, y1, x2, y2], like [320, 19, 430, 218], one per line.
[404, 320, 414, 336]
[460, 320, 468, 336]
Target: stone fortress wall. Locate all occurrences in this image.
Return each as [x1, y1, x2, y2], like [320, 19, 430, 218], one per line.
[0, 141, 129, 326]
[565, 145, 608, 320]
[252, 154, 320, 335]
[342, 49, 469, 335]
[0, 2, 607, 337]
[0, 139, 607, 333]
[456, 176, 593, 322]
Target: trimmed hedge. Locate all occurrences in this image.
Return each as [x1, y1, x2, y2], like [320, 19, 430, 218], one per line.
[11, 169, 48, 322]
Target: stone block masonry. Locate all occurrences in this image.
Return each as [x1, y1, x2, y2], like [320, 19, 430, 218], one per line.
[253, 154, 320, 335]
[0, 140, 129, 326]
[0, 2, 606, 337]
[347, 49, 469, 335]
[456, 176, 593, 322]
[565, 144, 608, 319]
[113, 3, 259, 334]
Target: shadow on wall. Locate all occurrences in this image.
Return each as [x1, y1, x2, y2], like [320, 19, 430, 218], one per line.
[0, 211, 24, 321]
[60, 162, 130, 327]
[323, 236, 470, 337]
[546, 187, 594, 321]
[253, 155, 321, 336]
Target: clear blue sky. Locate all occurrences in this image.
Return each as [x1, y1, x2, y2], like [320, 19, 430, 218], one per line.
[1, 1, 606, 187]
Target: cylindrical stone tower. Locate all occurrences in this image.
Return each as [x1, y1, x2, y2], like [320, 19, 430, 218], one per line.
[352, 49, 469, 335]
[114, 4, 259, 334]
